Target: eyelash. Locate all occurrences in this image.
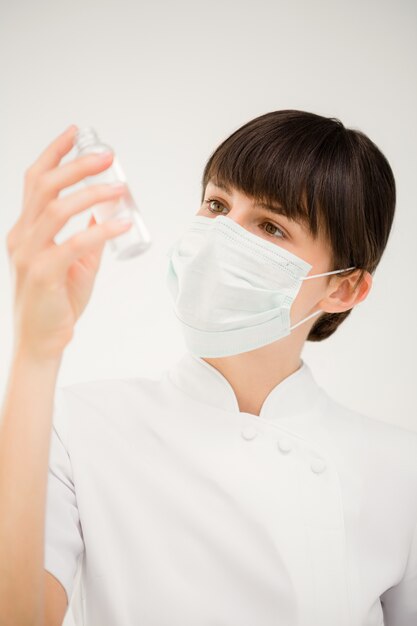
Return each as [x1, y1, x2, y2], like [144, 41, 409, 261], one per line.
[203, 198, 287, 240]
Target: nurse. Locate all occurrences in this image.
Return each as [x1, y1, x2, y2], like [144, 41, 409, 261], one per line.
[1, 111, 416, 626]
[165, 106, 369, 412]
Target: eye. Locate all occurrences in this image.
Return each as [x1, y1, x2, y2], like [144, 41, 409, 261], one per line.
[261, 221, 287, 240]
[203, 198, 287, 240]
[204, 199, 228, 215]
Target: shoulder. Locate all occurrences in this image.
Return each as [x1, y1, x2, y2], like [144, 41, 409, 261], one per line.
[57, 373, 162, 405]
[53, 373, 166, 443]
[320, 390, 417, 479]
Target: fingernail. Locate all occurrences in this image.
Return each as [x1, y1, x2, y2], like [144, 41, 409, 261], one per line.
[66, 124, 78, 133]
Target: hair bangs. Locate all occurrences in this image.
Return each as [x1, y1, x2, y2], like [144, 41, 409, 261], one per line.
[200, 116, 346, 242]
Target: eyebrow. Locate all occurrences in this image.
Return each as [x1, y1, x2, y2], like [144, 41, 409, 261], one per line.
[208, 180, 310, 230]
[209, 181, 282, 213]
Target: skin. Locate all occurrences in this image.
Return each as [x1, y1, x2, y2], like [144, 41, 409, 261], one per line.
[195, 180, 372, 416]
[0, 126, 131, 625]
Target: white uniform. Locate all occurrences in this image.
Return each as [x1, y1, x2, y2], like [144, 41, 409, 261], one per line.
[44, 351, 417, 626]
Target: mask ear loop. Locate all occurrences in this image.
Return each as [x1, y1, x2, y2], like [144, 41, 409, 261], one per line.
[290, 266, 356, 330]
[289, 309, 323, 331]
[301, 266, 356, 280]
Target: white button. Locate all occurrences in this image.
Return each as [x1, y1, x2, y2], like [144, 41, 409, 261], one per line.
[310, 458, 327, 474]
[277, 436, 292, 454]
[241, 426, 258, 441]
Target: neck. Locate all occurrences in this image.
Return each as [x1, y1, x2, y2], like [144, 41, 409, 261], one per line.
[201, 334, 304, 416]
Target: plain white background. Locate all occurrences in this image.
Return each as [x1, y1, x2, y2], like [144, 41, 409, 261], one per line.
[0, 0, 416, 622]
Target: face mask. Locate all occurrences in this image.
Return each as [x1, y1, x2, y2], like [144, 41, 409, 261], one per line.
[165, 215, 355, 357]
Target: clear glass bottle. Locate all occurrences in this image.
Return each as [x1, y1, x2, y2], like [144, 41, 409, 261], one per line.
[73, 127, 152, 260]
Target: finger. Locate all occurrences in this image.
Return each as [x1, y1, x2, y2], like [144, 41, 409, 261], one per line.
[42, 218, 133, 283]
[85, 214, 106, 258]
[75, 214, 106, 272]
[84, 213, 101, 253]
[23, 125, 78, 207]
[29, 183, 126, 253]
[25, 152, 115, 224]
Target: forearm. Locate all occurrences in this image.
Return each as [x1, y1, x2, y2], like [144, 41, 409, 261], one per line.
[0, 349, 62, 626]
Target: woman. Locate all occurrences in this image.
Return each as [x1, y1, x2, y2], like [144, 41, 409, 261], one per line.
[1, 110, 416, 626]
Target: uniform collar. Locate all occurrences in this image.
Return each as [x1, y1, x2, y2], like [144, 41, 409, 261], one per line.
[167, 351, 324, 420]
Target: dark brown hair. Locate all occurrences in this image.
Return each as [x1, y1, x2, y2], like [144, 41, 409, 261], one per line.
[200, 109, 396, 341]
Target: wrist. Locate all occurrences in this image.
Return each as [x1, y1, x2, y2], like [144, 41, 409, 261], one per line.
[11, 343, 63, 370]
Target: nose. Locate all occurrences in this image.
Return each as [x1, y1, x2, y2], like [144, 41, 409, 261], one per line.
[220, 209, 248, 231]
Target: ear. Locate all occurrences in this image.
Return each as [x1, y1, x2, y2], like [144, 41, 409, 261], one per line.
[318, 270, 373, 314]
